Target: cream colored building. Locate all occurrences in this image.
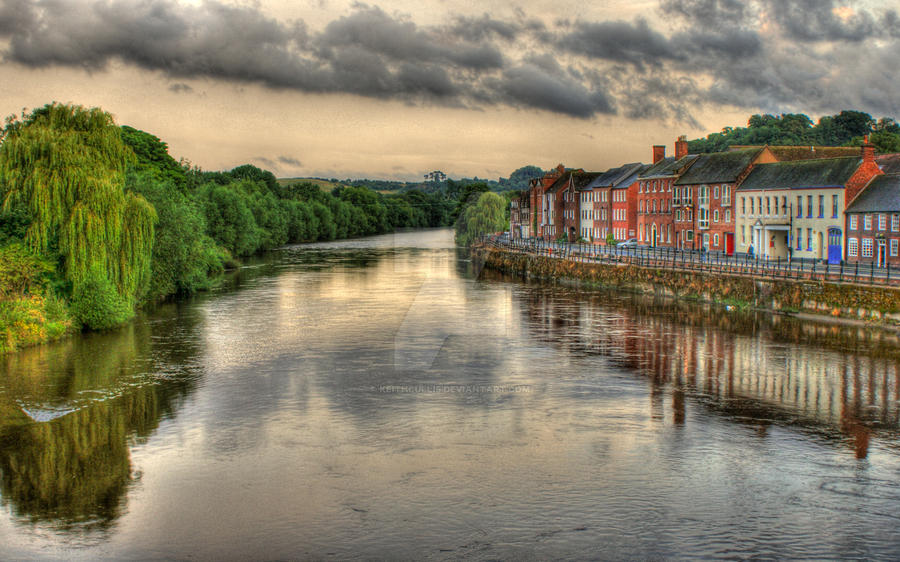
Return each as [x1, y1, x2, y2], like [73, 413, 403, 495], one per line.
[735, 157, 863, 262]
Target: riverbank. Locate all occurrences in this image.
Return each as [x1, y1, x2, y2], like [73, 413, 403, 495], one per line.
[475, 246, 900, 327]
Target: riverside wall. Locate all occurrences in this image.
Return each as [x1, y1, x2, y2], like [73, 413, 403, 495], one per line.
[475, 247, 900, 325]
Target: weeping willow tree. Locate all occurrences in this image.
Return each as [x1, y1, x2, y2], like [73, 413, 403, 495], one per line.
[455, 191, 507, 247]
[0, 103, 156, 310]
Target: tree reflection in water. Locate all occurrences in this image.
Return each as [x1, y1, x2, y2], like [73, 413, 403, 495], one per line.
[0, 303, 202, 533]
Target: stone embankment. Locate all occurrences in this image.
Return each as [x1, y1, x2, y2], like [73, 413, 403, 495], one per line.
[475, 246, 900, 325]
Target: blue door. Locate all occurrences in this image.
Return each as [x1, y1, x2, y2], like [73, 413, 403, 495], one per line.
[827, 228, 842, 264]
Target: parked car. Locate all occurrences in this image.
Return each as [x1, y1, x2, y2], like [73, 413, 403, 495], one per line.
[618, 238, 638, 248]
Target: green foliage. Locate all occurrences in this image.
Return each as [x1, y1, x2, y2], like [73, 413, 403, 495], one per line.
[120, 125, 192, 191]
[455, 191, 506, 247]
[846, 131, 900, 153]
[69, 269, 132, 330]
[0, 243, 53, 299]
[127, 173, 225, 299]
[606, 233, 617, 246]
[688, 110, 899, 153]
[198, 182, 262, 257]
[0, 293, 71, 353]
[0, 103, 155, 308]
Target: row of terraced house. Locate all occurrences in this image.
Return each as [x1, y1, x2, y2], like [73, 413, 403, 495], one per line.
[509, 137, 900, 266]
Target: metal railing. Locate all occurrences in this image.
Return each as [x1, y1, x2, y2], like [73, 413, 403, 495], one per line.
[486, 236, 900, 287]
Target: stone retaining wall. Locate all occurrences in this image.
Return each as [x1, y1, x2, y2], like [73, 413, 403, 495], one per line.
[475, 247, 900, 324]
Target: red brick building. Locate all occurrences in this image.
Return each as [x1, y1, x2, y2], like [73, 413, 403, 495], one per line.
[526, 164, 565, 239]
[638, 137, 695, 248]
[610, 164, 645, 244]
[845, 172, 900, 266]
[673, 146, 774, 253]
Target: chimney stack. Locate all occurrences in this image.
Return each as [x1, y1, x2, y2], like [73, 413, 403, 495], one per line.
[862, 135, 875, 164]
[675, 135, 689, 159]
[652, 145, 666, 164]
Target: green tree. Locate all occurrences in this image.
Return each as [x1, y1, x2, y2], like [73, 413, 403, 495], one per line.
[455, 191, 506, 247]
[0, 103, 156, 315]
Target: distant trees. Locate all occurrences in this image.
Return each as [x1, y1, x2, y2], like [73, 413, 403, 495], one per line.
[689, 110, 900, 154]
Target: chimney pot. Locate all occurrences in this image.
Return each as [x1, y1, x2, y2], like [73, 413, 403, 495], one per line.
[653, 145, 666, 164]
[862, 140, 875, 164]
[675, 135, 689, 159]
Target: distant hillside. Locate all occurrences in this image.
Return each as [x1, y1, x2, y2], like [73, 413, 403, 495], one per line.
[688, 110, 900, 154]
[277, 165, 545, 196]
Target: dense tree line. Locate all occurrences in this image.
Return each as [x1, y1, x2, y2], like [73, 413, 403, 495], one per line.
[689, 110, 900, 154]
[0, 102, 455, 349]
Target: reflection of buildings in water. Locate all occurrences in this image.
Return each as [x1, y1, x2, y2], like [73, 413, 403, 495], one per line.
[518, 287, 900, 459]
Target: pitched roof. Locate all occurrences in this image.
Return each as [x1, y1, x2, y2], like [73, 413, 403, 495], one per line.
[640, 154, 698, 179]
[675, 148, 761, 185]
[614, 163, 652, 189]
[877, 153, 900, 174]
[737, 157, 860, 191]
[585, 163, 641, 190]
[571, 171, 603, 190]
[730, 145, 860, 161]
[846, 174, 900, 213]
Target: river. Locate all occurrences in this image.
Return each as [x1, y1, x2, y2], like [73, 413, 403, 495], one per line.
[1, 228, 899, 559]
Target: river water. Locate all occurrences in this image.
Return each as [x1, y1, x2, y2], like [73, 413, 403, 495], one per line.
[1, 228, 900, 559]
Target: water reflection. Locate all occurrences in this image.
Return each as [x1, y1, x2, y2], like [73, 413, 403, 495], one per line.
[509, 280, 900, 459]
[0, 302, 203, 532]
[2, 229, 900, 559]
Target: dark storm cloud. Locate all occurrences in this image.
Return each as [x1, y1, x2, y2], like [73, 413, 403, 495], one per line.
[768, 0, 882, 42]
[494, 64, 614, 118]
[278, 156, 302, 167]
[317, 6, 503, 70]
[558, 19, 675, 70]
[168, 82, 192, 94]
[0, 0, 897, 123]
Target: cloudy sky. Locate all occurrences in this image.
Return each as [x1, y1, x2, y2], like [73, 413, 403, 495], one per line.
[0, 0, 897, 180]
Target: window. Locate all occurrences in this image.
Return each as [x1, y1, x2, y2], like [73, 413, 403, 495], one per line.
[832, 194, 838, 218]
[699, 185, 709, 205]
[862, 238, 874, 258]
[850, 215, 858, 230]
[879, 214, 887, 231]
[894, 215, 899, 232]
[765, 197, 770, 216]
[725, 209, 731, 223]
[741, 225, 746, 243]
[714, 185, 720, 199]
[807, 228, 813, 251]
[652, 200, 657, 213]
[714, 209, 720, 223]
[797, 196, 802, 217]
[782, 196, 787, 216]
[892, 239, 899, 257]
[741, 197, 746, 214]
[796, 228, 802, 250]
[849, 237, 858, 257]
[865, 215, 872, 230]
[714, 233, 719, 247]
[818, 195, 824, 218]
[722, 185, 731, 206]
[699, 207, 709, 229]
[750, 198, 755, 215]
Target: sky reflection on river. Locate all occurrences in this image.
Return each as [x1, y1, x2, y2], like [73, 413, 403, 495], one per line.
[1, 228, 900, 559]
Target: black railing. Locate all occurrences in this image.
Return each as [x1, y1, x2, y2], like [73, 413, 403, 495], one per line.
[481, 235, 900, 287]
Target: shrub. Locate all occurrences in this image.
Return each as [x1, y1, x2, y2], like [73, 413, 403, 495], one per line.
[69, 271, 133, 330]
